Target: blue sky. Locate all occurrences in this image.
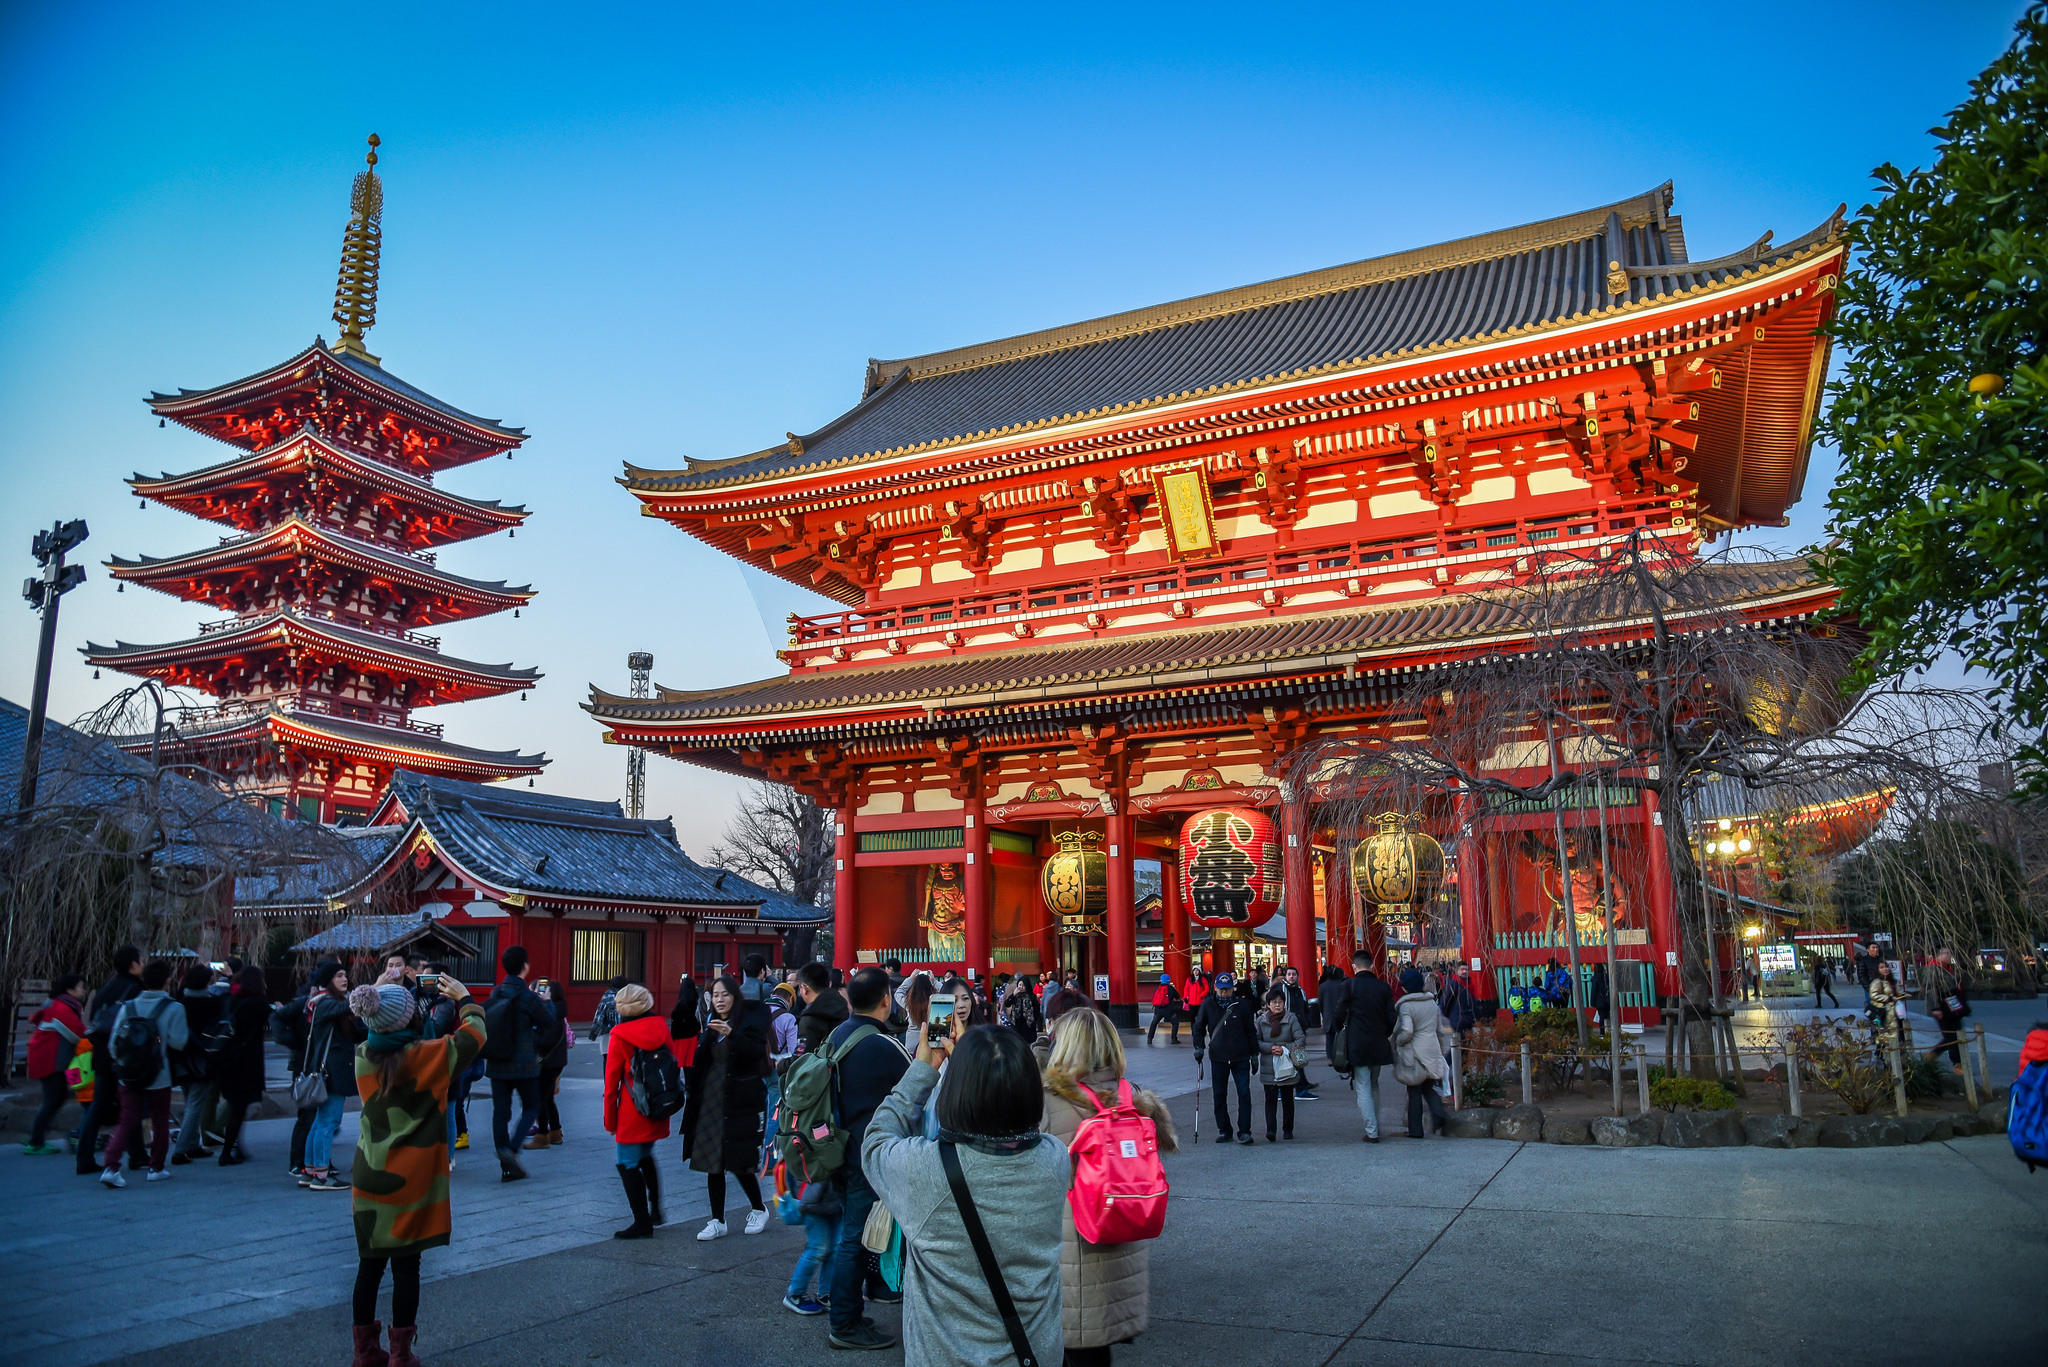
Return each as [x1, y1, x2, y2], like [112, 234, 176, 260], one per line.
[0, 2, 2025, 851]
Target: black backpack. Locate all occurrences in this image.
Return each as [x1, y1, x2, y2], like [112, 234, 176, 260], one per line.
[270, 995, 309, 1050]
[199, 1001, 237, 1056]
[480, 993, 519, 1063]
[110, 999, 172, 1087]
[627, 1042, 687, 1120]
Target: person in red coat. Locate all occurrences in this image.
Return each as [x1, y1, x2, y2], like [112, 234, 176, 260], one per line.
[23, 974, 88, 1154]
[604, 985, 674, 1239]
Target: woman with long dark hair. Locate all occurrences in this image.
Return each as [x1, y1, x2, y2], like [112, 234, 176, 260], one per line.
[528, 979, 571, 1148]
[215, 967, 271, 1165]
[863, 1022, 1068, 1366]
[681, 974, 771, 1240]
[345, 970, 484, 1367]
[303, 960, 364, 1192]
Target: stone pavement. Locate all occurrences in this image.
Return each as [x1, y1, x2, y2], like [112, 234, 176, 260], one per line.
[2, 1026, 2041, 1367]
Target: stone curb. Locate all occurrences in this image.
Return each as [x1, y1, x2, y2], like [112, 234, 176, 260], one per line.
[1438, 1100, 2007, 1150]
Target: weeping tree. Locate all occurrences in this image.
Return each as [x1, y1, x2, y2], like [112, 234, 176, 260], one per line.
[2, 684, 349, 1073]
[1287, 532, 2011, 1078]
[709, 780, 835, 965]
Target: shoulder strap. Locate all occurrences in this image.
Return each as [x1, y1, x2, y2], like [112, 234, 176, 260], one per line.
[939, 1141, 1040, 1367]
[825, 1020, 881, 1065]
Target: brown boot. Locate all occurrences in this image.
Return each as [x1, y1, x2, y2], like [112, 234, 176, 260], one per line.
[523, 1133, 550, 1150]
[387, 1325, 421, 1367]
[549, 1129, 564, 1145]
[351, 1322, 389, 1367]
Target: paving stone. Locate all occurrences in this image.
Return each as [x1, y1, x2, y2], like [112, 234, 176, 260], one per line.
[1818, 1114, 1908, 1147]
[1660, 1110, 1747, 1147]
[1442, 1108, 1496, 1138]
[1742, 1114, 1820, 1148]
[1493, 1103, 1544, 1142]
[1899, 1114, 1955, 1144]
[1589, 1113, 1661, 1147]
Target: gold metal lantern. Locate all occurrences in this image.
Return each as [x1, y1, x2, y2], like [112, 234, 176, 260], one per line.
[1350, 812, 1444, 913]
[1041, 830, 1108, 935]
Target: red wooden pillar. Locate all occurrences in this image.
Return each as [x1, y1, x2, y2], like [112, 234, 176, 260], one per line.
[1282, 797, 1315, 981]
[834, 808, 858, 973]
[963, 799, 990, 983]
[1161, 853, 1190, 995]
[1325, 843, 1352, 972]
[1106, 806, 1137, 1027]
[1642, 790, 1679, 1002]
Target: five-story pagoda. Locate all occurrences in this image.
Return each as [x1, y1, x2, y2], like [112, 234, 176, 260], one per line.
[87, 138, 545, 822]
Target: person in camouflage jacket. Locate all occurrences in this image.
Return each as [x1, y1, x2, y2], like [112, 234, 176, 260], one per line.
[345, 972, 485, 1367]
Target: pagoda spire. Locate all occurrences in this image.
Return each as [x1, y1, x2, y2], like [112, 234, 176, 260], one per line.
[331, 134, 384, 364]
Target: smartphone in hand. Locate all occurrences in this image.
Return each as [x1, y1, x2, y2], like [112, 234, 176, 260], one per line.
[927, 997, 956, 1042]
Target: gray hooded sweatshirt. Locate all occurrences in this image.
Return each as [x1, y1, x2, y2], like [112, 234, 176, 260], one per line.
[862, 1059, 1069, 1366]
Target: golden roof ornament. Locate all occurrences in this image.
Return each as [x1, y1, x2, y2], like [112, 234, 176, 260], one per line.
[331, 134, 384, 364]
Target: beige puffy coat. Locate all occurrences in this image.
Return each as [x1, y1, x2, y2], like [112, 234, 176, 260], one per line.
[1390, 992, 1456, 1087]
[1040, 1066, 1179, 1349]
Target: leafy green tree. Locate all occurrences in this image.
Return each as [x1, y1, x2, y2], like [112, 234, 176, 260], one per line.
[1818, 7, 2048, 782]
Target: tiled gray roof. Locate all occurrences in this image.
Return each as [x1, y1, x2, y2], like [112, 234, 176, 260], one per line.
[0, 696, 315, 870]
[628, 185, 1840, 493]
[590, 557, 1829, 726]
[384, 772, 825, 920]
[236, 827, 404, 909]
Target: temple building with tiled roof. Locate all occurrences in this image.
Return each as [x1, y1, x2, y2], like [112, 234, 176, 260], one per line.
[245, 771, 829, 1010]
[593, 183, 1848, 1024]
[88, 139, 545, 821]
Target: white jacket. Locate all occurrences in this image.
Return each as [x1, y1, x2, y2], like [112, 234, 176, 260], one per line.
[1390, 992, 1455, 1087]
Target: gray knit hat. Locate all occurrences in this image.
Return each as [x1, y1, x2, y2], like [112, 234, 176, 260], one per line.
[349, 983, 416, 1033]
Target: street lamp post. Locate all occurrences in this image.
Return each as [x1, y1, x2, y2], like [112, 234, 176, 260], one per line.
[17, 519, 89, 813]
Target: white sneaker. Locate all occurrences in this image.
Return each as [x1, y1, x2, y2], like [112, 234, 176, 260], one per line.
[743, 1208, 770, 1235]
[696, 1218, 728, 1241]
[146, 1168, 172, 1183]
[99, 1167, 126, 1189]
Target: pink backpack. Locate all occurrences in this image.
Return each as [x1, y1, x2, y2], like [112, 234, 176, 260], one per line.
[1067, 1079, 1169, 1244]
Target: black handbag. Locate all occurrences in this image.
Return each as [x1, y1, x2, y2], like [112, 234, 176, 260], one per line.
[939, 1141, 1040, 1367]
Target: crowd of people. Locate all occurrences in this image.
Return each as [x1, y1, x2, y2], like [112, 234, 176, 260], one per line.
[28, 938, 1984, 1366]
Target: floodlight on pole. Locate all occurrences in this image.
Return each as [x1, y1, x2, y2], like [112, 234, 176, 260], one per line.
[625, 652, 653, 820]
[17, 519, 89, 813]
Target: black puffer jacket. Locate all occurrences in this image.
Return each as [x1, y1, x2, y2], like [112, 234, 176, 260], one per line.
[1193, 994, 1259, 1066]
[307, 989, 365, 1094]
[483, 975, 562, 1081]
[217, 990, 271, 1104]
[1329, 972, 1399, 1069]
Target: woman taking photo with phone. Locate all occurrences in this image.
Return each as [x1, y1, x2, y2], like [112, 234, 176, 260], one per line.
[681, 975, 771, 1240]
[345, 967, 484, 1367]
[863, 1020, 1068, 1367]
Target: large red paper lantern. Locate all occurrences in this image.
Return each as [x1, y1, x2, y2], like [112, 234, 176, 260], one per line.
[1179, 807, 1282, 934]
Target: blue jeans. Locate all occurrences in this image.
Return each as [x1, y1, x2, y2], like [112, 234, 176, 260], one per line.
[787, 1208, 839, 1299]
[763, 1075, 783, 1157]
[615, 1140, 655, 1167]
[491, 1076, 540, 1159]
[829, 1169, 880, 1332]
[303, 1091, 348, 1172]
